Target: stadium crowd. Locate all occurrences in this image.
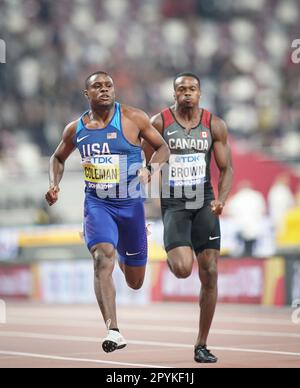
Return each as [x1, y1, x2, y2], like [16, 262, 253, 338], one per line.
[0, 0, 299, 229]
[0, 0, 299, 176]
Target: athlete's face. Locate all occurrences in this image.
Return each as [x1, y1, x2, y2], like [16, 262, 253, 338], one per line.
[85, 74, 115, 107]
[174, 77, 201, 108]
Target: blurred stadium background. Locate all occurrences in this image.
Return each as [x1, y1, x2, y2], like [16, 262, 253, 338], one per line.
[0, 0, 300, 309]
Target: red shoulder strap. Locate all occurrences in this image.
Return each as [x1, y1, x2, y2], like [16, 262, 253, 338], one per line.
[201, 109, 212, 130]
[161, 108, 175, 129]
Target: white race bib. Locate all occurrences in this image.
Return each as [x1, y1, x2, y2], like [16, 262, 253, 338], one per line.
[169, 153, 206, 187]
[82, 155, 120, 184]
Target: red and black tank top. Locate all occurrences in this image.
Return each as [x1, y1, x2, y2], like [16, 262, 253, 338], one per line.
[160, 107, 215, 209]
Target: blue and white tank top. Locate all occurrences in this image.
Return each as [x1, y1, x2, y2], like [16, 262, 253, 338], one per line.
[74, 103, 143, 201]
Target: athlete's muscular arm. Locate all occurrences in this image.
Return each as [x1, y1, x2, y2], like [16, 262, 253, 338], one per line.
[126, 107, 169, 183]
[142, 113, 164, 165]
[211, 116, 233, 216]
[45, 121, 77, 206]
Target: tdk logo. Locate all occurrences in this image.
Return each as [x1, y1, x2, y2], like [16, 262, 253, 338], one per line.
[0, 39, 6, 64]
[92, 156, 113, 164]
[175, 155, 202, 163]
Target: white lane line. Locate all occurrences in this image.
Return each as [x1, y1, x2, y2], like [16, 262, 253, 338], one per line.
[0, 331, 108, 343]
[215, 317, 292, 326]
[211, 346, 300, 357]
[0, 351, 170, 368]
[211, 329, 300, 339]
[5, 319, 300, 339]
[0, 331, 300, 358]
[7, 311, 292, 326]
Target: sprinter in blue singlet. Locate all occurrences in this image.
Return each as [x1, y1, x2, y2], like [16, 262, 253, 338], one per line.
[46, 71, 169, 353]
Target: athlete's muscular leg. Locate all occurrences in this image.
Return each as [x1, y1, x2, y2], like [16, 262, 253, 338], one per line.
[118, 262, 146, 290]
[91, 243, 118, 328]
[196, 249, 219, 346]
[167, 246, 194, 279]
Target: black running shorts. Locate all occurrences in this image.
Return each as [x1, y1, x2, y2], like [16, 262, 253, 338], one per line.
[161, 201, 221, 255]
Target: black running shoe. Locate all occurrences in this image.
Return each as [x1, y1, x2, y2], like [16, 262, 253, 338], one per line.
[194, 345, 218, 363]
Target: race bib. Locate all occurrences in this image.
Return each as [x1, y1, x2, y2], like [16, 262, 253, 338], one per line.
[169, 153, 206, 187]
[82, 155, 120, 184]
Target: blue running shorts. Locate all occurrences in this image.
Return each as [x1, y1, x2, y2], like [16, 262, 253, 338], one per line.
[84, 194, 148, 267]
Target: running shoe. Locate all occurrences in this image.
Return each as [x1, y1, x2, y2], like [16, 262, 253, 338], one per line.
[102, 320, 127, 353]
[194, 345, 218, 363]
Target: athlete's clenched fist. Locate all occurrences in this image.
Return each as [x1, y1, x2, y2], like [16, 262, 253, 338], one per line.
[210, 200, 224, 216]
[45, 186, 60, 206]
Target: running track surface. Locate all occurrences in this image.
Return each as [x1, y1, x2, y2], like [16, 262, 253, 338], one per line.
[0, 302, 299, 368]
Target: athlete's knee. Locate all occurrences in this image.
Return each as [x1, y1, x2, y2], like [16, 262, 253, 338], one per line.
[127, 278, 144, 290]
[92, 245, 115, 274]
[200, 265, 218, 289]
[168, 259, 192, 279]
[92, 244, 115, 260]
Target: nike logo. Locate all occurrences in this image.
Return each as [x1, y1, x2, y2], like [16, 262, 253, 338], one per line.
[167, 130, 178, 136]
[209, 236, 220, 241]
[77, 135, 90, 143]
[126, 252, 141, 256]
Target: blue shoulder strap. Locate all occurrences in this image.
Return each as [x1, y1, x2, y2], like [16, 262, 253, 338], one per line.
[76, 111, 89, 134]
[110, 102, 122, 132]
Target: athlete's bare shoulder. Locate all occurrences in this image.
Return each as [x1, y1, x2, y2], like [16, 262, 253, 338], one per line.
[122, 104, 149, 120]
[121, 104, 150, 128]
[211, 114, 228, 142]
[62, 120, 78, 142]
[150, 113, 163, 134]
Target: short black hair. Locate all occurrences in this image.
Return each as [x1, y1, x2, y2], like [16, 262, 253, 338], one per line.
[173, 72, 201, 90]
[85, 71, 112, 88]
